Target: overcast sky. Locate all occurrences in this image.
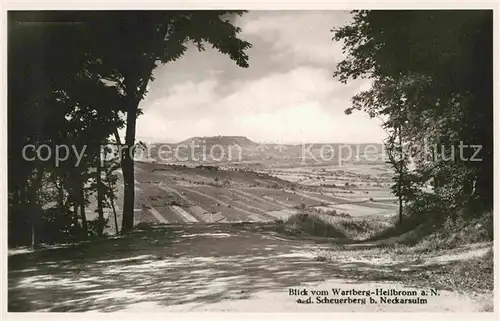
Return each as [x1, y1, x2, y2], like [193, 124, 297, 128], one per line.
[134, 10, 386, 144]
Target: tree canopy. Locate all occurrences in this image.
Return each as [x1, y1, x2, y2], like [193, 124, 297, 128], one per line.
[334, 10, 493, 222]
[8, 11, 252, 246]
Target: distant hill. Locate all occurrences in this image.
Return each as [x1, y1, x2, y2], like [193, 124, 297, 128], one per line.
[176, 136, 258, 148]
[142, 136, 385, 167]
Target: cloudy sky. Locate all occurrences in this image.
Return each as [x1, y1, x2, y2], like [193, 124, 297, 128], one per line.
[135, 10, 386, 144]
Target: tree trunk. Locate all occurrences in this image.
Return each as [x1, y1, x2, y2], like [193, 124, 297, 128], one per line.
[74, 203, 78, 224]
[29, 170, 43, 249]
[58, 181, 64, 210]
[398, 126, 404, 226]
[13, 187, 21, 245]
[103, 145, 120, 235]
[54, 174, 64, 210]
[398, 194, 403, 226]
[118, 21, 170, 232]
[121, 102, 137, 233]
[120, 63, 156, 233]
[110, 185, 119, 235]
[79, 176, 87, 238]
[96, 151, 104, 236]
[114, 129, 122, 146]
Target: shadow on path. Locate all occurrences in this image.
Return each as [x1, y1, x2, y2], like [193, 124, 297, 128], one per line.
[7, 223, 491, 312]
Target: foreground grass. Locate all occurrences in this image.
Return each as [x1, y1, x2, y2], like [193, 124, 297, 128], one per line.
[367, 211, 493, 251]
[269, 212, 494, 294]
[268, 210, 493, 249]
[270, 212, 390, 242]
[317, 243, 493, 294]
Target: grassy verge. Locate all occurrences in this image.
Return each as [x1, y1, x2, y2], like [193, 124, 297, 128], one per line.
[368, 211, 493, 251]
[271, 212, 390, 242]
[314, 240, 493, 294]
[271, 211, 494, 294]
[430, 247, 494, 292]
[270, 212, 494, 292]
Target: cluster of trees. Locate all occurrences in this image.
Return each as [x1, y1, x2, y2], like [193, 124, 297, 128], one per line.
[9, 10, 492, 247]
[8, 11, 251, 247]
[335, 11, 493, 224]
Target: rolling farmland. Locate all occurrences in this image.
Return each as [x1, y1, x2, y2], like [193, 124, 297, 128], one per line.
[97, 159, 398, 234]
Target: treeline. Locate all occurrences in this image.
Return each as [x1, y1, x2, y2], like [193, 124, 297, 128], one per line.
[334, 11, 493, 224]
[8, 11, 251, 247]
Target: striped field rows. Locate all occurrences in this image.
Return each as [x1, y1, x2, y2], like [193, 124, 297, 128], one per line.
[129, 180, 397, 226]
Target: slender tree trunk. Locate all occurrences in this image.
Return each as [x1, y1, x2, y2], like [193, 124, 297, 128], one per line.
[29, 170, 43, 249]
[103, 145, 120, 235]
[397, 126, 404, 226]
[58, 182, 64, 210]
[74, 203, 78, 224]
[110, 186, 119, 235]
[119, 22, 170, 232]
[114, 129, 124, 234]
[19, 184, 28, 245]
[121, 63, 156, 233]
[79, 176, 87, 238]
[398, 194, 403, 225]
[53, 173, 65, 210]
[96, 150, 104, 236]
[114, 130, 122, 146]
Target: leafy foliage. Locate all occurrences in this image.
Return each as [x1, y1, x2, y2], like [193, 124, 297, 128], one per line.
[334, 10, 493, 223]
[8, 11, 252, 246]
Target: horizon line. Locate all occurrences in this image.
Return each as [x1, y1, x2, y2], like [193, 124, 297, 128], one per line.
[136, 135, 386, 146]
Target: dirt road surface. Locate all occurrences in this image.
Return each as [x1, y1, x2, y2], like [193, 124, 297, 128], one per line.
[8, 224, 493, 312]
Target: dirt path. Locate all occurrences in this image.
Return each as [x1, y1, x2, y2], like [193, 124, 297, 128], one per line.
[8, 224, 493, 312]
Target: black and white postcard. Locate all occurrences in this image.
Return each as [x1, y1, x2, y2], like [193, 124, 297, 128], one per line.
[4, 3, 497, 317]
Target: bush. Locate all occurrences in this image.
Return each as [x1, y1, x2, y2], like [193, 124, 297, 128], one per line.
[40, 207, 82, 244]
[369, 211, 433, 243]
[272, 213, 385, 241]
[87, 217, 110, 237]
[284, 214, 347, 238]
[421, 211, 494, 250]
[369, 196, 493, 250]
